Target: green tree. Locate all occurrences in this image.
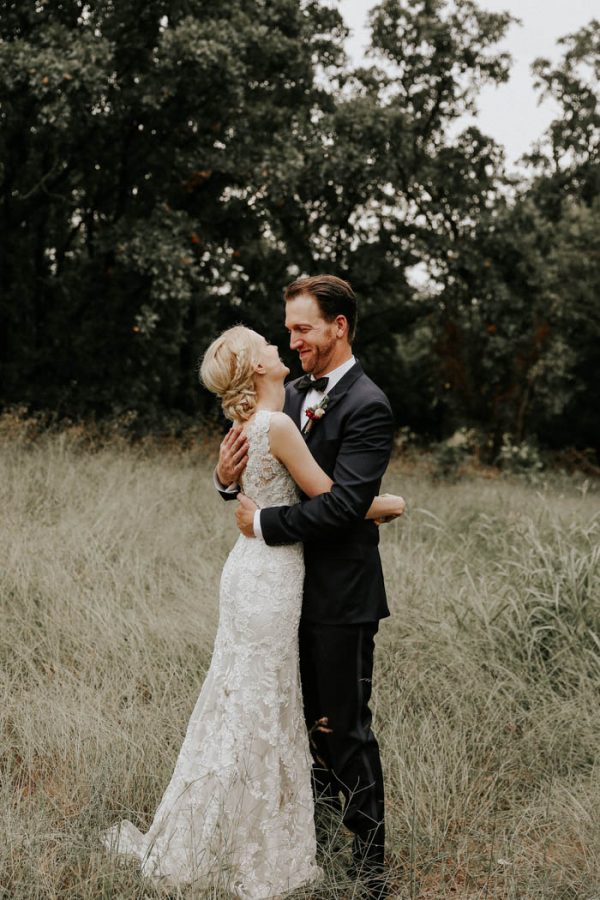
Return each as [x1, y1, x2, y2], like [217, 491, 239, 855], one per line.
[268, 0, 516, 425]
[417, 18, 599, 452]
[0, 0, 347, 418]
[527, 19, 600, 216]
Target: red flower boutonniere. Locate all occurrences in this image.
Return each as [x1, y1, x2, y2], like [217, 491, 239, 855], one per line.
[302, 395, 329, 436]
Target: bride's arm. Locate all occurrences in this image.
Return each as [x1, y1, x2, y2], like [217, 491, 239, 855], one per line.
[268, 413, 405, 521]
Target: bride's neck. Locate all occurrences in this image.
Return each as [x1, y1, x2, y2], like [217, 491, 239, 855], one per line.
[254, 378, 284, 413]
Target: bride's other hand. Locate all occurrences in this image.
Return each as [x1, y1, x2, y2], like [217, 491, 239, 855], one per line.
[217, 425, 249, 486]
[236, 492, 258, 537]
[373, 493, 406, 525]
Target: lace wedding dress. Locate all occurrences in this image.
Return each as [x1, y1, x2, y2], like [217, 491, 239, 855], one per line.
[102, 410, 321, 898]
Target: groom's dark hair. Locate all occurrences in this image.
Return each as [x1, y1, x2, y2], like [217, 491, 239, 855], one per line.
[284, 274, 357, 343]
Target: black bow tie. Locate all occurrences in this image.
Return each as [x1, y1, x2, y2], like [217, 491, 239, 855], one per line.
[295, 375, 329, 393]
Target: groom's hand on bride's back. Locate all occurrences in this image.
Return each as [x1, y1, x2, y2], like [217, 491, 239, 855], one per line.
[217, 425, 249, 487]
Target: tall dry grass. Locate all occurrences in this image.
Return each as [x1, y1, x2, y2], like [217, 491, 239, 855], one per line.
[1, 429, 599, 898]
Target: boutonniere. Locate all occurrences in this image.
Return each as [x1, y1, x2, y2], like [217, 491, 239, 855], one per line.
[302, 395, 329, 436]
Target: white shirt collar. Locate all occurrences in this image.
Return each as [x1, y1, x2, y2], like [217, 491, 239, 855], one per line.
[314, 355, 356, 393]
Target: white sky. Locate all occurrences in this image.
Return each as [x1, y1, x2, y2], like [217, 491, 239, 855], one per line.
[338, 0, 597, 169]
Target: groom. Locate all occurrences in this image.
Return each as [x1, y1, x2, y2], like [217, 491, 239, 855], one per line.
[216, 275, 397, 898]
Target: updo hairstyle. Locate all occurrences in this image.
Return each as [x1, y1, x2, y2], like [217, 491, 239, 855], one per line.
[200, 325, 265, 422]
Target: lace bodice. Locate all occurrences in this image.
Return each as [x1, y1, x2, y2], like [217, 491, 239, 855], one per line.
[240, 409, 299, 509]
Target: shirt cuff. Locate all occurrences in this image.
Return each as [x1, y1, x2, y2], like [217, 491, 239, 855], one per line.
[253, 509, 264, 540]
[213, 469, 239, 494]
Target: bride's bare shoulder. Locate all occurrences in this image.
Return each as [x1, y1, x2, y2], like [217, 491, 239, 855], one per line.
[268, 411, 300, 455]
[269, 411, 295, 433]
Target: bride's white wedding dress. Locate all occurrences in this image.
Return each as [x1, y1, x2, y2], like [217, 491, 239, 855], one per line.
[102, 410, 320, 898]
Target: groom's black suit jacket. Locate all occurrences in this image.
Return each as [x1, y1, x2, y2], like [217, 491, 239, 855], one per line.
[260, 361, 394, 626]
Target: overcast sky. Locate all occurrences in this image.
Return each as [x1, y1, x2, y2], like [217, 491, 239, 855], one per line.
[338, 0, 597, 169]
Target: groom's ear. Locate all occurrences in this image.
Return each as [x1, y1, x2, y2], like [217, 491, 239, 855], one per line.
[334, 315, 348, 339]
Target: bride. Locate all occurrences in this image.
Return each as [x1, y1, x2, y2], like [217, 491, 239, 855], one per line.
[102, 325, 404, 898]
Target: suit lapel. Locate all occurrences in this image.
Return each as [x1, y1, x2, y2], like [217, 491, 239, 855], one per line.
[303, 360, 364, 443]
[326, 360, 363, 400]
[285, 360, 364, 438]
[284, 379, 305, 429]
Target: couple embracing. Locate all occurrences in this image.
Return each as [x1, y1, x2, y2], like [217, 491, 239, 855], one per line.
[102, 275, 405, 898]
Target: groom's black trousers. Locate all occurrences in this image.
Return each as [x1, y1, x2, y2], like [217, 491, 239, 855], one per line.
[299, 620, 385, 869]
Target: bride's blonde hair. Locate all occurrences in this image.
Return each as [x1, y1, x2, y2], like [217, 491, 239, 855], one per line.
[200, 325, 265, 422]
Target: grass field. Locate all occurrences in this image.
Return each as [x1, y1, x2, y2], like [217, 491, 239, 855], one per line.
[1, 429, 599, 898]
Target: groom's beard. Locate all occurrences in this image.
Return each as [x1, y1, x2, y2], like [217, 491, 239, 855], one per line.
[301, 333, 337, 376]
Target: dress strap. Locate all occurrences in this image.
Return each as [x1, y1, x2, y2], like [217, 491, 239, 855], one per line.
[243, 409, 273, 456]
[246, 408, 273, 436]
